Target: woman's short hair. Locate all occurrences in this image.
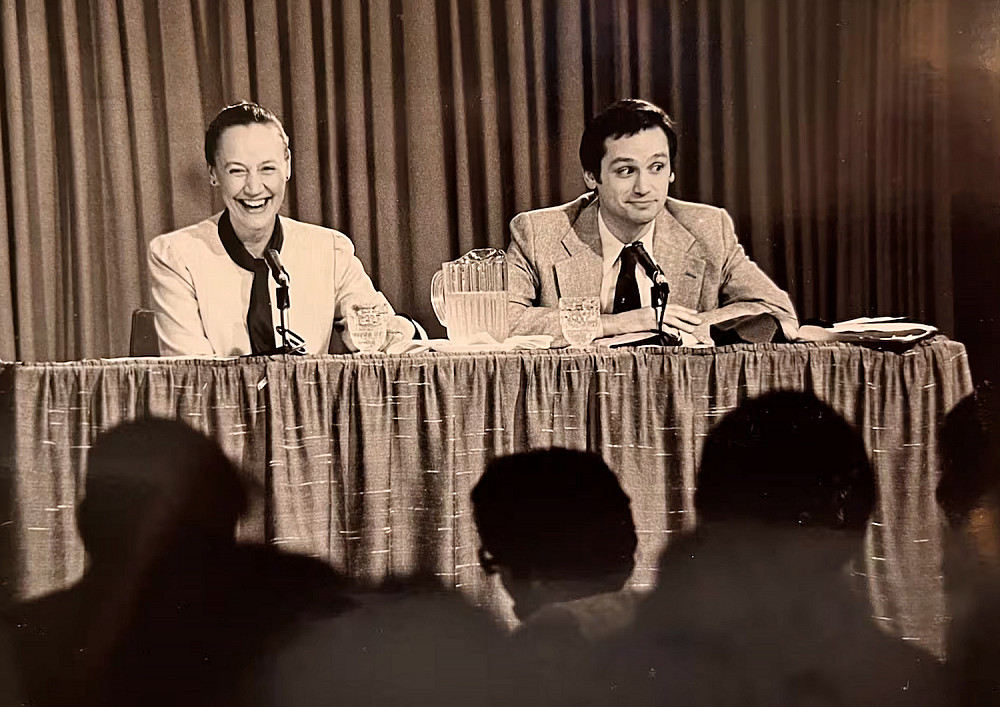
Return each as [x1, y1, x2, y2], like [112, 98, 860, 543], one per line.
[204, 101, 289, 167]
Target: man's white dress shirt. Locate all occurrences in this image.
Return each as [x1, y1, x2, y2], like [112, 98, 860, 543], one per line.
[597, 211, 659, 313]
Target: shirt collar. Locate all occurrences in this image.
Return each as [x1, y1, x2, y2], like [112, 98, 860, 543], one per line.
[217, 210, 284, 272]
[597, 209, 656, 275]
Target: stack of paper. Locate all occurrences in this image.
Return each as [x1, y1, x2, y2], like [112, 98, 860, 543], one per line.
[796, 316, 938, 348]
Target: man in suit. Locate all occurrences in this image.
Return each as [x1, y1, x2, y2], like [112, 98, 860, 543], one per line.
[506, 99, 798, 345]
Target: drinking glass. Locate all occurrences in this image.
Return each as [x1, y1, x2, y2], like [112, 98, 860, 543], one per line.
[346, 302, 390, 353]
[559, 296, 601, 347]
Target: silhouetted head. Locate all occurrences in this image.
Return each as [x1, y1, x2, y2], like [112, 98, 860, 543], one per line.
[696, 391, 875, 533]
[471, 448, 637, 619]
[937, 390, 1000, 527]
[78, 418, 248, 566]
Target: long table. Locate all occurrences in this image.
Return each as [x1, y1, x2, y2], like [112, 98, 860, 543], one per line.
[0, 339, 973, 654]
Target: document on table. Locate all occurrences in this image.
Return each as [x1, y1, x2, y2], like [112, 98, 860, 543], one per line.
[796, 316, 937, 346]
[385, 334, 553, 354]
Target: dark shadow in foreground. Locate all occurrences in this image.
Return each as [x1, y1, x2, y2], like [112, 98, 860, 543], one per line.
[594, 391, 947, 706]
[8, 418, 354, 707]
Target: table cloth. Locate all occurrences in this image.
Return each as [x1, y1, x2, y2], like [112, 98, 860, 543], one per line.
[0, 339, 972, 653]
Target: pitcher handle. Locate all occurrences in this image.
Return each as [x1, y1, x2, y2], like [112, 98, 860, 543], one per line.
[430, 270, 447, 326]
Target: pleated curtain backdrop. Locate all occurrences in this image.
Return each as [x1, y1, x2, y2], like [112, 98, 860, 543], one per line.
[0, 0, 955, 361]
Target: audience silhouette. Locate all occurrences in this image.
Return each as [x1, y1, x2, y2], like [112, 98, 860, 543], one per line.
[9, 418, 353, 707]
[471, 448, 638, 633]
[597, 391, 945, 706]
[469, 448, 640, 705]
[937, 387, 1000, 706]
[5, 398, 975, 707]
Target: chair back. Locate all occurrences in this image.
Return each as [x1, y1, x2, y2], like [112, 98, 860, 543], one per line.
[130, 309, 159, 357]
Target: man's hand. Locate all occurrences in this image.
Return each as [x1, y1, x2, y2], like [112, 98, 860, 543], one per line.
[600, 306, 705, 339]
[600, 308, 657, 337]
[691, 323, 714, 345]
[663, 305, 713, 345]
[660, 305, 702, 334]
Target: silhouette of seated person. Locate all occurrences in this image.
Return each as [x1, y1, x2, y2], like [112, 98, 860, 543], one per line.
[471, 448, 639, 640]
[602, 391, 945, 707]
[9, 418, 353, 707]
[937, 388, 1000, 706]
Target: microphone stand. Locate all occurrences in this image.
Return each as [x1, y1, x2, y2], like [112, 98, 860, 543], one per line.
[261, 247, 306, 356]
[276, 282, 292, 352]
[629, 241, 680, 346]
[267, 277, 306, 356]
[648, 280, 681, 346]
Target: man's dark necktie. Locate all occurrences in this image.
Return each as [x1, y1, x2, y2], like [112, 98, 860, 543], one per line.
[612, 242, 642, 313]
[217, 210, 284, 354]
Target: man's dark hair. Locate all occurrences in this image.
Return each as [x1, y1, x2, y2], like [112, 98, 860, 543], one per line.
[579, 99, 678, 181]
[696, 391, 875, 531]
[471, 448, 637, 586]
[204, 100, 289, 167]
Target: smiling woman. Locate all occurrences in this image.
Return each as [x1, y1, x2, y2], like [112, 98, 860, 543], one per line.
[211, 122, 290, 257]
[147, 102, 413, 357]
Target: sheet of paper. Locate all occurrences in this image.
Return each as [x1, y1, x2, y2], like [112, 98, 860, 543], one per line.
[383, 334, 553, 354]
[796, 317, 937, 345]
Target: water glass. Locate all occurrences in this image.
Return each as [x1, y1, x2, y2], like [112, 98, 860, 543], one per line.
[346, 302, 390, 353]
[559, 296, 601, 347]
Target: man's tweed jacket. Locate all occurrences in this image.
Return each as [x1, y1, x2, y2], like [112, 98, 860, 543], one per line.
[505, 193, 798, 343]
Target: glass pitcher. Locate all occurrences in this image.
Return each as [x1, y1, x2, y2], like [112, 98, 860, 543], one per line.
[430, 248, 508, 344]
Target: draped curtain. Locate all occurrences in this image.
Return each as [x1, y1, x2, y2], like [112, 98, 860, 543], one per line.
[0, 0, 957, 361]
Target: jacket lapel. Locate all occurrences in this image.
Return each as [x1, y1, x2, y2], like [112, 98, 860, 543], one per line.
[653, 204, 706, 309]
[552, 197, 707, 307]
[554, 198, 604, 298]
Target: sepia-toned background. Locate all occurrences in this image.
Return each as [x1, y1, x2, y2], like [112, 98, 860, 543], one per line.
[0, 0, 997, 375]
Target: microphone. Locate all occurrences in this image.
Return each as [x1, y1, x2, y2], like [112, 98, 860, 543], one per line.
[630, 242, 668, 286]
[264, 248, 290, 287]
[630, 242, 675, 344]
